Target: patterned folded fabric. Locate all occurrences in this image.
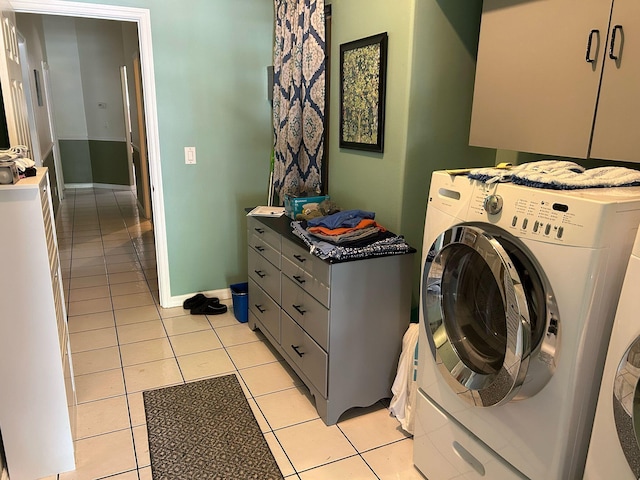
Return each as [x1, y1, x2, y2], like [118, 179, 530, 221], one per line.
[468, 160, 585, 185]
[291, 221, 411, 261]
[512, 166, 640, 190]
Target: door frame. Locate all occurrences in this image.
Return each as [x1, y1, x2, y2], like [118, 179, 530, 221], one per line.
[11, 0, 170, 307]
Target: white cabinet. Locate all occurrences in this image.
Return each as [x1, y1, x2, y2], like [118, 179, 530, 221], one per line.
[469, 0, 640, 163]
[0, 168, 75, 480]
[247, 215, 414, 425]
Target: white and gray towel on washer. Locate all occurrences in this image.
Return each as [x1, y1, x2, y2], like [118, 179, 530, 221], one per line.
[468, 160, 640, 189]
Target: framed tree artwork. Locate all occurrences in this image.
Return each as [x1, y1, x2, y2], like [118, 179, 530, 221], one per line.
[339, 32, 388, 153]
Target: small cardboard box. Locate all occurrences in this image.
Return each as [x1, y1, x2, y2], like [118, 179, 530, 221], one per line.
[284, 194, 329, 219]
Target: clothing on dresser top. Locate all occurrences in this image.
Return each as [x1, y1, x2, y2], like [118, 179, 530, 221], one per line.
[306, 209, 375, 229]
[291, 221, 411, 261]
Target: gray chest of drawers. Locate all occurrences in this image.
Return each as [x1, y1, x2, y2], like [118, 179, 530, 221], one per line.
[247, 214, 414, 425]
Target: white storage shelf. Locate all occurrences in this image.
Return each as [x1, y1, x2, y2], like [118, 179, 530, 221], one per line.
[0, 168, 75, 480]
[246, 214, 414, 425]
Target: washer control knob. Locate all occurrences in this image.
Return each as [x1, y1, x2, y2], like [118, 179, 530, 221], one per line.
[484, 195, 503, 215]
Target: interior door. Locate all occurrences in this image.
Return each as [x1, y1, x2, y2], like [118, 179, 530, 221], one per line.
[132, 53, 151, 219]
[0, 5, 32, 153]
[120, 65, 135, 187]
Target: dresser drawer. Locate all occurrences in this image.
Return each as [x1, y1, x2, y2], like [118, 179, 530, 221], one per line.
[247, 216, 281, 252]
[281, 312, 328, 398]
[249, 233, 281, 268]
[248, 248, 281, 302]
[281, 274, 329, 351]
[248, 279, 280, 343]
[281, 237, 330, 286]
[281, 256, 330, 307]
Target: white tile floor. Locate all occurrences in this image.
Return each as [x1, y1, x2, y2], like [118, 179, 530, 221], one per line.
[48, 187, 424, 480]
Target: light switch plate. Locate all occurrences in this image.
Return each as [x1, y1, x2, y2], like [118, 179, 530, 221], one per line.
[184, 146, 196, 165]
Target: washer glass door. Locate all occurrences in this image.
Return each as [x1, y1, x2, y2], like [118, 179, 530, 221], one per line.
[423, 224, 555, 406]
[613, 337, 640, 477]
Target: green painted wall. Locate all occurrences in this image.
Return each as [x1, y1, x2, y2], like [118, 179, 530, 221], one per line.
[59, 139, 92, 183]
[58, 139, 130, 186]
[89, 140, 130, 185]
[328, 0, 413, 234]
[402, 0, 496, 303]
[64, 0, 274, 298]
[328, 0, 496, 308]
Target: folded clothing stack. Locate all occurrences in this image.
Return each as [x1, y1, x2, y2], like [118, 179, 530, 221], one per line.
[306, 209, 385, 245]
[291, 209, 412, 261]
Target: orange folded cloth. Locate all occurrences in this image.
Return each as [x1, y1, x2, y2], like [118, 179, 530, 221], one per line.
[308, 218, 386, 236]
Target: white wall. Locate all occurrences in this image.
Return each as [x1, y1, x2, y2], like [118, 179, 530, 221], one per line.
[41, 16, 127, 142]
[75, 18, 126, 141]
[42, 16, 87, 140]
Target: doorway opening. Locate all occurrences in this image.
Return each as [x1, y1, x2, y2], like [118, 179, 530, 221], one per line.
[11, 1, 170, 306]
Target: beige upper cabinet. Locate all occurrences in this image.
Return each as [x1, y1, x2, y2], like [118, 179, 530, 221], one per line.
[590, 0, 640, 162]
[469, 0, 640, 163]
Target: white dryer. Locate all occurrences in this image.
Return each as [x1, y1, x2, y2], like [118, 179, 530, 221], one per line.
[584, 228, 640, 479]
[413, 171, 640, 480]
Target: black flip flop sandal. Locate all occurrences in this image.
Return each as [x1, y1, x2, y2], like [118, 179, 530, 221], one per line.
[183, 293, 219, 310]
[191, 298, 227, 315]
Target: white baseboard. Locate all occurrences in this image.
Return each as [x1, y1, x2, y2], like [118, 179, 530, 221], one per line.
[65, 183, 135, 191]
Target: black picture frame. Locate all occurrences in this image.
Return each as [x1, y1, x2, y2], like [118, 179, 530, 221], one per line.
[339, 32, 388, 153]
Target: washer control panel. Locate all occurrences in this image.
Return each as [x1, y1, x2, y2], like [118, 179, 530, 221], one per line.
[466, 185, 604, 246]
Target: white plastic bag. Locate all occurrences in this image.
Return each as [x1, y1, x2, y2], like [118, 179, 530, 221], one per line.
[389, 323, 419, 434]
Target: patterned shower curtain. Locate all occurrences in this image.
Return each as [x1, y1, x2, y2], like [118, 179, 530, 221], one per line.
[272, 0, 326, 202]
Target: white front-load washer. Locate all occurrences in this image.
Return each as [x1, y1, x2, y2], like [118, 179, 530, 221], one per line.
[413, 171, 640, 480]
[584, 228, 640, 479]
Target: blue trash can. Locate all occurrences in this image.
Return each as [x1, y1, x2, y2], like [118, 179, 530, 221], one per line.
[230, 282, 249, 323]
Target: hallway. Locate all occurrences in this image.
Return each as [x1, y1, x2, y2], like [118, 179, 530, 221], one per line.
[51, 186, 420, 480]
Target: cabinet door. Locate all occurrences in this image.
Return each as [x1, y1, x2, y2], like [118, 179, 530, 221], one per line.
[469, 0, 612, 158]
[590, 0, 640, 162]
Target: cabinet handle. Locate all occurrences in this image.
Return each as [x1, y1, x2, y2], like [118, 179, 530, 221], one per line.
[609, 24, 622, 60]
[255, 245, 265, 252]
[585, 29, 599, 63]
[254, 269, 266, 278]
[291, 344, 305, 357]
[254, 227, 265, 234]
[255, 304, 266, 313]
[293, 275, 306, 284]
[293, 304, 306, 315]
[293, 254, 306, 263]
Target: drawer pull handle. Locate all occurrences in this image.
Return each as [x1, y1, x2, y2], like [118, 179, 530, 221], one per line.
[255, 304, 266, 313]
[293, 304, 306, 315]
[254, 227, 265, 234]
[255, 245, 265, 252]
[254, 269, 266, 278]
[293, 275, 306, 284]
[293, 254, 306, 263]
[291, 344, 305, 357]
